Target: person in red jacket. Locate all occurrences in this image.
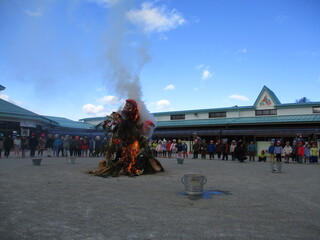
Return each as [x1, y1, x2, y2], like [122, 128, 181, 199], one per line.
[81, 136, 89, 157]
[297, 141, 305, 164]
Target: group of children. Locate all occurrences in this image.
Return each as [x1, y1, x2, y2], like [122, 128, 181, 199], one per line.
[264, 140, 319, 164]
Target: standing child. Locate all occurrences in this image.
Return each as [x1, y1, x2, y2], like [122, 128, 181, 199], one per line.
[177, 139, 183, 158]
[230, 140, 236, 161]
[221, 140, 229, 160]
[274, 141, 283, 162]
[268, 142, 275, 164]
[0, 135, 4, 158]
[13, 135, 21, 158]
[208, 140, 215, 160]
[283, 141, 292, 163]
[155, 140, 162, 158]
[291, 141, 298, 162]
[162, 139, 168, 158]
[21, 136, 28, 158]
[297, 141, 305, 164]
[304, 143, 311, 163]
[89, 138, 95, 157]
[200, 139, 208, 159]
[182, 141, 188, 158]
[37, 133, 46, 156]
[310, 143, 318, 164]
[215, 140, 222, 160]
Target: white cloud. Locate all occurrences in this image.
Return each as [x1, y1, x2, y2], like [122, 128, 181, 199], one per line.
[164, 84, 175, 90]
[236, 48, 247, 55]
[126, 2, 185, 33]
[99, 95, 118, 105]
[0, 94, 10, 101]
[24, 8, 43, 17]
[156, 99, 170, 109]
[228, 94, 249, 101]
[0, 94, 22, 105]
[87, 0, 120, 8]
[96, 87, 105, 92]
[196, 64, 204, 70]
[159, 34, 168, 41]
[82, 104, 104, 115]
[276, 14, 289, 24]
[297, 49, 319, 57]
[202, 69, 212, 80]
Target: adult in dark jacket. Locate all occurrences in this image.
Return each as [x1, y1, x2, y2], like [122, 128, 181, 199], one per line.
[234, 140, 247, 163]
[69, 136, 76, 156]
[200, 139, 208, 159]
[222, 140, 229, 160]
[192, 139, 200, 159]
[29, 133, 38, 157]
[215, 140, 222, 160]
[74, 136, 81, 156]
[94, 136, 102, 157]
[46, 134, 54, 157]
[4, 134, 14, 158]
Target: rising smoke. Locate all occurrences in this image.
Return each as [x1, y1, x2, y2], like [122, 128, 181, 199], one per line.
[104, 0, 157, 126]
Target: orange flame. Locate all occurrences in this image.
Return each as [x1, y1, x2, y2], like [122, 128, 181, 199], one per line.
[121, 140, 140, 175]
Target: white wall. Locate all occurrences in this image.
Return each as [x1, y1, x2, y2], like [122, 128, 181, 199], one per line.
[277, 107, 312, 115]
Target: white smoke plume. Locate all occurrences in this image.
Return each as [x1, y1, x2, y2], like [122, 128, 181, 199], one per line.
[104, 1, 157, 127]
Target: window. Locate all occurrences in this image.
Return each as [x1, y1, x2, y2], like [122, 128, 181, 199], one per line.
[170, 114, 185, 120]
[209, 112, 226, 118]
[313, 107, 320, 113]
[255, 109, 277, 116]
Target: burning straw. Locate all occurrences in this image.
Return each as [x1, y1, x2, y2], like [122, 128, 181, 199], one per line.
[89, 99, 164, 177]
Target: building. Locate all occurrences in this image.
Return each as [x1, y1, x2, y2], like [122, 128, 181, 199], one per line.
[151, 86, 320, 151]
[2, 86, 319, 153]
[0, 98, 103, 137]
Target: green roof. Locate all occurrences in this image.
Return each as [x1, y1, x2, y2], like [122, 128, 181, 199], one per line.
[0, 98, 56, 124]
[79, 116, 106, 121]
[156, 114, 320, 128]
[153, 106, 253, 116]
[43, 116, 95, 129]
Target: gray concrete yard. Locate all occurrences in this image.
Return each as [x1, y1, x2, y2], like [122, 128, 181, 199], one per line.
[0, 156, 319, 240]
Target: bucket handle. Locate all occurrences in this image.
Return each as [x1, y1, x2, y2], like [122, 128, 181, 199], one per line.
[203, 176, 207, 185]
[181, 176, 207, 185]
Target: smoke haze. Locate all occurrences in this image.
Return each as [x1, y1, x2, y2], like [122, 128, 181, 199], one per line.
[104, 0, 156, 126]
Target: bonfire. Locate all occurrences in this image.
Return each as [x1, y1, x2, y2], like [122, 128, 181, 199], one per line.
[90, 99, 164, 177]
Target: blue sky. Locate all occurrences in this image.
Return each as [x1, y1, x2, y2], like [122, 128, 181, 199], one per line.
[1, 0, 319, 121]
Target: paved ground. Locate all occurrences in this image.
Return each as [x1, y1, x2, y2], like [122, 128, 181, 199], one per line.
[0, 155, 319, 240]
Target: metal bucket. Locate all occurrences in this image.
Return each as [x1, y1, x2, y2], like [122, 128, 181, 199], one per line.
[181, 174, 207, 195]
[67, 158, 75, 164]
[177, 158, 184, 164]
[271, 162, 282, 173]
[32, 158, 42, 166]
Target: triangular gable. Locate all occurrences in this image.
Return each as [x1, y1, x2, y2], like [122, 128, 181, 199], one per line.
[254, 86, 281, 109]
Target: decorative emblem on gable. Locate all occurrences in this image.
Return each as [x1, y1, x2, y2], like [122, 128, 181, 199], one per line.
[256, 92, 275, 109]
[259, 94, 272, 106]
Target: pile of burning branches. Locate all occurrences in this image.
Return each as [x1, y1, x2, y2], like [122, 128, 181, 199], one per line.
[90, 99, 164, 177]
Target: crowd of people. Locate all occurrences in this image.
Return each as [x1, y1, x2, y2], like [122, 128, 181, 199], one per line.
[0, 133, 106, 158]
[1, 132, 319, 164]
[149, 133, 319, 164]
[267, 135, 319, 164]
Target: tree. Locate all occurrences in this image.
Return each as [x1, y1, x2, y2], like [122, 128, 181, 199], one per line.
[295, 97, 310, 103]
